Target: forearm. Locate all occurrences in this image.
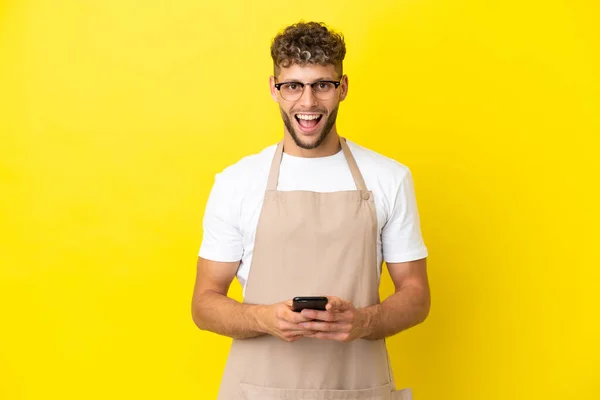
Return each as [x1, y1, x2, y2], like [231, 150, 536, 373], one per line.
[192, 290, 268, 339]
[360, 284, 430, 340]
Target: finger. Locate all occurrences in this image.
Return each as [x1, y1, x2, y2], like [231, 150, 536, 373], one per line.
[284, 310, 314, 323]
[325, 296, 342, 311]
[282, 331, 310, 342]
[326, 297, 352, 312]
[333, 301, 352, 312]
[286, 329, 316, 335]
[300, 321, 350, 332]
[301, 309, 341, 322]
[278, 320, 312, 332]
[286, 328, 318, 339]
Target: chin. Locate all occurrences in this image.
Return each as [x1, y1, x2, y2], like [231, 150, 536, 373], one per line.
[292, 131, 327, 150]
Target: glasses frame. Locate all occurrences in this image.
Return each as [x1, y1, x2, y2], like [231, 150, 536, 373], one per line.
[274, 77, 343, 101]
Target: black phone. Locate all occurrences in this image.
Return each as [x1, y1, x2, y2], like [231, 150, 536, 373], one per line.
[292, 296, 328, 312]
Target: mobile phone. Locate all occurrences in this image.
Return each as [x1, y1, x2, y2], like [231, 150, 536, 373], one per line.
[292, 296, 328, 312]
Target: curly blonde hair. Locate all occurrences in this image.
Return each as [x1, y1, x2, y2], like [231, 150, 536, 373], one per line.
[270, 21, 346, 77]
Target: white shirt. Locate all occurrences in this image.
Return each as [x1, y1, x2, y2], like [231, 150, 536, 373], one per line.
[199, 139, 428, 293]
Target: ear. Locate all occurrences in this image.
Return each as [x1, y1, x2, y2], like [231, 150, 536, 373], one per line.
[339, 75, 349, 102]
[269, 76, 279, 102]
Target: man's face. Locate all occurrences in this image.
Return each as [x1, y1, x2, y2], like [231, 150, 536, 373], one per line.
[270, 63, 348, 150]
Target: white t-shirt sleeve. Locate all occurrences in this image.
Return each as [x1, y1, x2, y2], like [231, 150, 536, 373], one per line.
[382, 167, 429, 263]
[198, 173, 244, 262]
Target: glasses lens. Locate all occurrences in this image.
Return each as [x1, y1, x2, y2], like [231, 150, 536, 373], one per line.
[312, 81, 337, 100]
[280, 83, 303, 101]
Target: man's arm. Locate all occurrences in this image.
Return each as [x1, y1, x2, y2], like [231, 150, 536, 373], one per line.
[360, 257, 430, 340]
[191, 257, 265, 339]
[191, 257, 314, 341]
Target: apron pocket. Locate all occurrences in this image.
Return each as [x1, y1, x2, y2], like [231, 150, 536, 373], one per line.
[240, 382, 394, 400]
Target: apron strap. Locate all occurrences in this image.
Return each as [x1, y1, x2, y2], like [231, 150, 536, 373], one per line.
[266, 141, 285, 191]
[266, 137, 368, 192]
[340, 137, 368, 191]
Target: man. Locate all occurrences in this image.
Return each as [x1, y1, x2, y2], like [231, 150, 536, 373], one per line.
[192, 21, 430, 400]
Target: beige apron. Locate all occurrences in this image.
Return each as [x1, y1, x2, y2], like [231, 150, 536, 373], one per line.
[217, 137, 413, 400]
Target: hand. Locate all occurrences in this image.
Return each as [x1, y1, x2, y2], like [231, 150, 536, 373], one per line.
[298, 296, 371, 342]
[259, 300, 316, 342]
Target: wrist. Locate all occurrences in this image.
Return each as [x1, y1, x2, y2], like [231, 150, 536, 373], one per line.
[359, 304, 380, 339]
[252, 304, 271, 334]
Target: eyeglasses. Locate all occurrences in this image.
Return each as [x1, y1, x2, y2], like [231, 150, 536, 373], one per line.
[274, 78, 343, 101]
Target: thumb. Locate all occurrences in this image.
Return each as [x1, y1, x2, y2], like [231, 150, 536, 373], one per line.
[326, 296, 350, 311]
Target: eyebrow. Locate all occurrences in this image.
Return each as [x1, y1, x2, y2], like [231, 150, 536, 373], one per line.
[278, 77, 338, 83]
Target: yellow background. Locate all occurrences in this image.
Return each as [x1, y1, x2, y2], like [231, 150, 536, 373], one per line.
[1, 0, 599, 399]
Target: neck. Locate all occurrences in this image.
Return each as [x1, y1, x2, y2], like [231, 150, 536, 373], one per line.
[282, 129, 342, 158]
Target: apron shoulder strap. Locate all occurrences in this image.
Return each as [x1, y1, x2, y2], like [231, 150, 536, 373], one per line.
[266, 141, 284, 191]
[340, 138, 368, 191]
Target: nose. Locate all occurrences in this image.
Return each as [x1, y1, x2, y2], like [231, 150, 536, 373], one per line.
[298, 85, 318, 107]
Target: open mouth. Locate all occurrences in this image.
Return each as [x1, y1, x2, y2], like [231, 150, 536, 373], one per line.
[294, 113, 324, 134]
